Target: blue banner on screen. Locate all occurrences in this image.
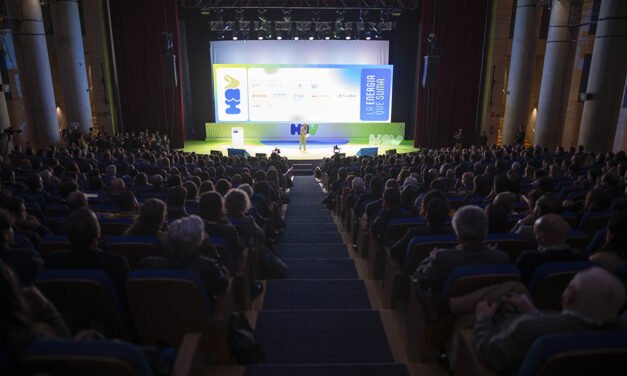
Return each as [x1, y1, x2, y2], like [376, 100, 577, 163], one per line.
[360, 68, 392, 121]
[213, 64, 394, 123]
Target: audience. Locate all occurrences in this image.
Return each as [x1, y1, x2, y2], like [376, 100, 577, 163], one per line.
[473, 267, 627, 373]
[0, 210, 44, 285]
[44, 208, 130, 295]
[414, 206, 510, 302]
[138, 215, 229, 299]
[515, 214, 585, 284]
[125, 198, 167, 239]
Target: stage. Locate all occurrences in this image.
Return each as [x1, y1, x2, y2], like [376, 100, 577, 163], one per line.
[182, 139, 419, 160]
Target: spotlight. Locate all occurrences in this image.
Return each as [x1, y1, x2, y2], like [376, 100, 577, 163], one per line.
[365, 35, 371, 40]
[233, 35, 238, 40]
[258, 35, 263, 40]
[308, 35, 314, 40]
[345, 35, 351, 40]
[277, 35, 283, 40]
[324, 36, 330, 40]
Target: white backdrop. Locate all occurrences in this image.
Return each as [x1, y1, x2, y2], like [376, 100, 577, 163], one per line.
[210, 40, 389, 65]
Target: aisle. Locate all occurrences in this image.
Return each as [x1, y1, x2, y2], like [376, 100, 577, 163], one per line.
[245, 176, 409, 376]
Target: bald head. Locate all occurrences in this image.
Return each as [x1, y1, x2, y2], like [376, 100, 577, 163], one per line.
[534, 214, 569, 247]
[562, 267, 626, 322]
[110, 178, 126, 195]
[67, 191, 88, 211]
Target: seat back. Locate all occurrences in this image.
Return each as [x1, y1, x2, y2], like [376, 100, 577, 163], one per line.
[382, 217, 426, 246]
[441, 264, 522, 300]
[402, 235, 457, 272]
[100, 217, 134, 236]
[578, 210, 613, 236]
[565, 230, 589, 250]
[104, 236, 163, 269]
[38, 235, 71, 256]
[528, 261, 595, 310]
[518, 331, 627, 376]
[34, 269, 131, 339]
[22, 339, 152, 376]
[486, 233, 527, 261]
[126, 270, 212, 348]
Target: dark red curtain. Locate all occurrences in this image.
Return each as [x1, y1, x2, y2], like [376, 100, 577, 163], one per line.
[108, 0, 184, 148]
[414, 0, 490, 148]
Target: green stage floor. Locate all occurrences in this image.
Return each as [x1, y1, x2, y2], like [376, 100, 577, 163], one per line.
[182, 140, 419, 160]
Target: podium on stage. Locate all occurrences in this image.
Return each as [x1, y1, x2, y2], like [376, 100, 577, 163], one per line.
[231, 127, 244, 148]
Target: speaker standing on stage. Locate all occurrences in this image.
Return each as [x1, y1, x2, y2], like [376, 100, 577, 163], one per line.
[299, 123, 308, 151]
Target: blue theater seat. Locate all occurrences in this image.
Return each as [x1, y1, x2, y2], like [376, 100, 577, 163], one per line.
[34, 269, 132, 340]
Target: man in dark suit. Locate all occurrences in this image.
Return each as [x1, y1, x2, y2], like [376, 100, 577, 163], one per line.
[44, 208, 130, 295]
[414, 205, 511, 299]
[516, 214, 586, 284]
[473, 267, 627, 374]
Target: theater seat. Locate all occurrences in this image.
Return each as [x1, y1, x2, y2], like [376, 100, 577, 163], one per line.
[34, 269, 132, 340]
[38, 235, 71, 256]
[455, 327, 627, 376]
[518, 331, 627, 376]
[21, 333, 203, 376]
[527, 261, 595, 310]
[126, 270, 233, 364]
[407, 264, 522, 362]
[104, 236, 164, 269]
[382, 235, 456, 309]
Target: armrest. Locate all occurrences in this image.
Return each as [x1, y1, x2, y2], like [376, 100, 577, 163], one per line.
[235, 248, 249, 277]
[382, 248, 403, 309]
[212, 277, 234, 322]
[453, 329, 499, 376]
[171, 333, 204, 376]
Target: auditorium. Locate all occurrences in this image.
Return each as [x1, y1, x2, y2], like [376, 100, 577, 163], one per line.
[0, 0, 626, 375]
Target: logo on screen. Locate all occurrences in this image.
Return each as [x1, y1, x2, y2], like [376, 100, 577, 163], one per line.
[224, 75, 241, 115]
[290, 123, 319, 136]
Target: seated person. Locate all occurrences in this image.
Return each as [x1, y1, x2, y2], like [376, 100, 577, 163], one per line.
[589, 213, 627, 273]
[45, 208, 130, 295]
[516, 214, 585, 284]
[138, 215, 229, 299]
[0, 210, 44, 285]
[511, 192, 562, 244]
[473, 267, 627, 373]
[225, 188, 265, 248]
[199, 191, 244, 273]
[370, 188, 410, 239]
[125, 199, 167, 240]
[414, 205, 511, 301]
[166, 186, 188, 222]
[0, 262, 70, 365]
[2, 196, 50, 248]
[390, 198, 452, 263]
[66, 191, 88, 212]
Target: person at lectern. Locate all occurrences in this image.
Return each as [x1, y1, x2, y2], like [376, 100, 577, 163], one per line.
[299, 123, 309, 151]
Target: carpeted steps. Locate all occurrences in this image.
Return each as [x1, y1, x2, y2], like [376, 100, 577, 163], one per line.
[248, 176, 409, 376]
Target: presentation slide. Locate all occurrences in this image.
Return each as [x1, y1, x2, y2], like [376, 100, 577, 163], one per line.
[213, 64, 393, 123]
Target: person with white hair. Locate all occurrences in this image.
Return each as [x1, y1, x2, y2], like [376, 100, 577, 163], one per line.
[414, 205, 511, 300]
[138, 215, 229, 298]
[473, 267, 627, 373]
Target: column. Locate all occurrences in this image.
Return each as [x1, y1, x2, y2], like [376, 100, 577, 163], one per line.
[534, 0, 577, 148]
[0, 74, 10, 130]
[50, 0, 93, 134]
[502, 0, 541, 145]
[9, 0, 60, 147]
[578, 0, 627, 152]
